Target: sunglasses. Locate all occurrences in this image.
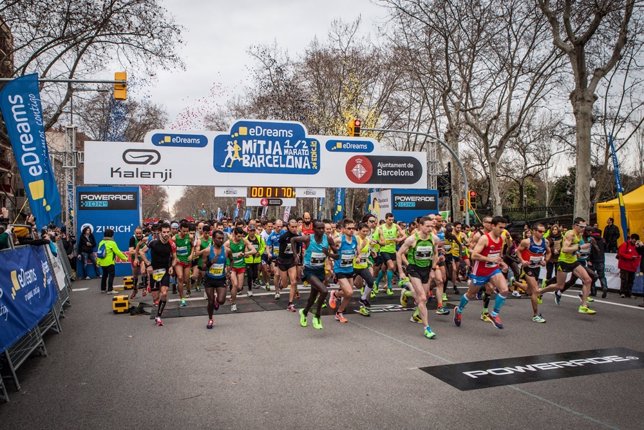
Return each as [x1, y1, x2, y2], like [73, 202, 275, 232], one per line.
[536, 230, 546, 233]
[346, 227, 356, 230]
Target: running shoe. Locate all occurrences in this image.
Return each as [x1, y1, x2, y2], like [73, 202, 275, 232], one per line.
[180, 298, 187, 307]
[435, 306, 450, 315]
[287, 303, 297, 312]
[453, 307, 462, 327]
[511, 290, 521, 298]
[372, 283, 379, 295]
[480, 311, 491, 322]
[532, 314, 546, 323]
[207, 319, 214, 329]
[299, 309, 308, 327]
[370, 290, 377, 299]
[335, 312, 348, 323]
[386, 288, 394, 296]
[423, 326, 436, 339]
[537, 295, 543, 305]
[453, 285, 459, 294]
[130, 290, 137, 300]
[359, 298, 371, 309]
[358, 306, 370, 317]
[400, 289, 409, 307]
[488, 313, 504, 329]
[442, 293, 448, 302]
[360, 286, 365, 296]
[410, 311, 423, 324]
[294, 288, 300, 300]
[554, 290, 562, 305]
[247, 289, 254, 298]
[231, 303, 237, 312]
[578, 293, 593, 303]
[155, 317, 163, 327]
[328, 291, 337, 310]
[303, 280, 310, 287]
[578, 305, 596, 315]
[213, 297, 220, 311]
[153, 299, 159, 306]
[274, 292, 280, 300]
[85, 276, 91, 280]
[312, 316, 323, 330]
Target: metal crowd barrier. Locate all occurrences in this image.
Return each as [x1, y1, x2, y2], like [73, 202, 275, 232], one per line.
[0, 236, 74, 402]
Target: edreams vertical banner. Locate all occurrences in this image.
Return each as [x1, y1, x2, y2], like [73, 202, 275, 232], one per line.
[76, 186, 141, 276]
[0, 74, 62, 229]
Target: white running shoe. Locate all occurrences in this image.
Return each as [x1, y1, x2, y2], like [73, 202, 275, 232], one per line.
[231, 303, 238, 312]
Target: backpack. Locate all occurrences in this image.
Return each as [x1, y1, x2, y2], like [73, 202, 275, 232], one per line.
[97, 242, 107, 259]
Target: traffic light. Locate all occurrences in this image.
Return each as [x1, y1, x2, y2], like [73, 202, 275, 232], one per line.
[468, 190, 477, 210]
[347, 118, 361, 137]
[459, 198, 465, 212]
[114, 71, 127, 100]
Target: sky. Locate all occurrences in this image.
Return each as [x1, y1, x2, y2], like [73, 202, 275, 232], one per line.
[143, 0, 389, 210]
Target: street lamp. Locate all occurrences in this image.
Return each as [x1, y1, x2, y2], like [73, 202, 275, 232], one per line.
[589, 177, 597, 213]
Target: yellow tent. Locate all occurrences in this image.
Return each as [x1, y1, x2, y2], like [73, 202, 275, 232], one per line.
[596, 184, 644, 246]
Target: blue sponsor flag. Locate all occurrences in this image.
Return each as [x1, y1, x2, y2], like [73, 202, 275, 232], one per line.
[0, 74, 62, 229]
[608, 134, 629, 242]
[333, 188, 345, 223]
[243, 207, 251, 222]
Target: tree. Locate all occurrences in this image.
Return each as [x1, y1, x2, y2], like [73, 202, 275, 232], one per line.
[0, 0, 184, 132]
[537, 0, 636, 220]
[141, 186, 169, 220]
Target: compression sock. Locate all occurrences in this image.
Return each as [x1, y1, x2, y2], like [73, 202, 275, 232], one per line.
[376, 271, 384, 287]
[157, 300, 167, 317]
[458, 294, 469, 312]
[361, 285, 372, 301]
[386, 270, 394, 289]
[491, 294, 507, 317]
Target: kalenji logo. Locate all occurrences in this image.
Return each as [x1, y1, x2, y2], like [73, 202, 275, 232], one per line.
[122, 149, 161, 165]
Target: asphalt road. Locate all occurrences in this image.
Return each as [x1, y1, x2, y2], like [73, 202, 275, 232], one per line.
[1, 279, 643, 430]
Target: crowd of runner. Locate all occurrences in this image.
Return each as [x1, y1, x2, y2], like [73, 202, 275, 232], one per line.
[118, 211, 608, 339]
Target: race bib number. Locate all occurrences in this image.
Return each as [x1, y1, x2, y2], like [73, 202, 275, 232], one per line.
[443, 244, 451, 253]
[152, 269, 166, 281]
[209, 263, 224, 276]
[310, 252, 325, 267]
[176, 245, 188, 256]
[284, 243, 293, 254]
[415, 245, 433, 260]
[486, 252, 500, 268]
[529, 256, 544, 267]
[340, 253, 354, 267]
[232, 251, 243, 261]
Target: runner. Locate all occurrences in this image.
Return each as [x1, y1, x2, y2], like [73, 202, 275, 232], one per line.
[375, 213, 406, 296]
[540, 217, 596, 314]
[268, 219, 284, 297]
[128, 227, 144, 299]
[139, 223, 176, 326]
[198, 230, 230, 329]
[469, 216, 495, 321]
[516, 223, 551, 323]
[191, 225, 212, 293]
[353, 222, 376, 316]
[397, 216, 440, 339]
[224, 227, 257, 312]
[454, 216, 510, 329]
[277, 219, 301, 311]
[244, 224, 265, 296]
[328, 219, 358, 323]
[292, 221, 337, 329]
[173, 222, 192, 307]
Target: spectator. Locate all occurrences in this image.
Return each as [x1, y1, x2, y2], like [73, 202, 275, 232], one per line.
[0, 224, 11, 250]
[603, 218, 620, 253]
[617, 233, 641, 298]
[636, 237, 644, 307]
[97, 228, 128, 294]
[588, 228, 608, 298]
[78, 226, 100, 279]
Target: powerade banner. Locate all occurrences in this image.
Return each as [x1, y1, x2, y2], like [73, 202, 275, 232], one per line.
[0, 245, 58, 352]
[0, 74, 62, 229]
[369, 189, 439, 223]
[76, 186, 141, 276]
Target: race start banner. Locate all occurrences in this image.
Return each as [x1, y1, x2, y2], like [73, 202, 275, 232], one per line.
[0, 245, 58, 352]
[76, 186, 141, 276]
[0, 74, 62, 229]
[83, 119, 427, 189]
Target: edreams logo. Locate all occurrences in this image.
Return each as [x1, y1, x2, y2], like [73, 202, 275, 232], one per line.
[152, 133, 208, 148]
[122, 149, 161, 165]
[325, 140, 374, 153]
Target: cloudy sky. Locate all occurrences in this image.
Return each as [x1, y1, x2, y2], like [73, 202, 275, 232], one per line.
[144, 0, 388, 209]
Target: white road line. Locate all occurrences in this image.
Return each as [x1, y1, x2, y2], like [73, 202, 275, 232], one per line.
[71, 288, 89, 292]
[350, 320, 620, 430]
